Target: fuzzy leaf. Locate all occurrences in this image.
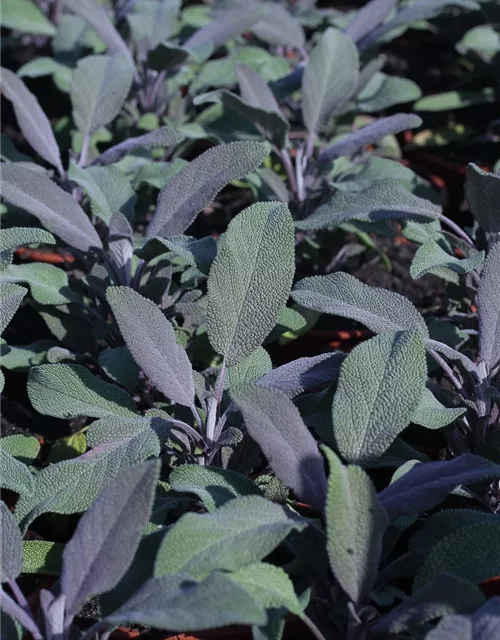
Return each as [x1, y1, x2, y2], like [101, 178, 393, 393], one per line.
[251, 4, 305, 48]
[0, 450, 34, 496]
[323, 446, 388, 605]
[302, 28, 359, 133]
[2, 263, 74, 305]
[1, 227, 55, 271]
[410, 240, 484, 280]
[1, 69, 63, 174]
[207, 202, 294, 366]
[345, 0, 397, 42]
[64, 0, 132, 61]
[154, 495, 305, 578]
[106, 286, 196, 410]
[2, 0, 57, 36]
[426, 598, 500, 640]
[412, 388, 466, 429]
[0, 502, 23, 582]
[477, 241, 500, 373]
[257, 353, 345, 398]
[232, 385, 327, 512]
[379, 454, 500, 520]
[0, 283, 27, 334]
[318, 114, 422, 163]
[22, 541, 63, 575]
[295, 181, 440, 230]
[292, 272, 428, 336]
[170, 465, 262, 511]
[71, 54, 133, 139]
[27, 363, 137, 419]
[98, 346, 139, 393]
[138, 236, 217, 276]
[0, 435, 40, 465]
[61, 460, 160, 618]
[92, 126, 185, 166]
[15, 430, 160, 530]
[225, 347, 272, 389]
[465, 164, 500, 234]
[1, 164, 103, 252]
[108, 212, 134, 285]
[147, 141, 270, 237]
[332, 331, 427, 464]
[104, 571, 267, 631]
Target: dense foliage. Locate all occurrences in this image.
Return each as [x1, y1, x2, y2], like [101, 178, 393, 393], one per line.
[1, 1, 500, 639]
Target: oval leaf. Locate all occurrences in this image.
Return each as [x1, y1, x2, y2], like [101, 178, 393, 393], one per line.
[477, 241, 500, 373]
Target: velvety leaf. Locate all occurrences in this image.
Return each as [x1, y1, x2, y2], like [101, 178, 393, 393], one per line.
[426, 598, 500, 640]
[86, 415, 172, 448]
[0, 435, 40, 465]
[138, 236, 217, 276]
[61, 460, 160, 618]
[99, 346, 139, 393]
[71, 54, 133, 139]
[318, 114, 422, 163]
[0, 502, 23, 582]
[357, 73, 422, 112]
[15, 430, 160, 530]
[64, 0, 132, 61]
[414, 521, 500, 591]
[27, 363, 137, 419]
[295, 181, 440, 230]
[106, 286, 196, 410]
[0, 283, 27, 334]
[1, 164, 103, 252]
[147, 141, 270, 237]
[476, 241, 500, 373]
[379, 454, 500, 520]
[1, 227, 55, 271]
[251, 4, 305, 48]
[207, 202, 294, 366]
[2, 0, 57, 36]
[345, 0, 397, 43]
[292, 272, 428, 336]
[184, 6, 265, 55]
[412, 388, 466, 429]
[257, 353, 345, 398]
[465, 164, 500, 234]
[108, 212, 134, 285]
[127, 0, 181, 48]
[332, 331, 427, 464]
[415, 88, 495, 112]
[92, 126, 185, 166]
[302, 28, 359, 133]
[22, 541, 63, 575]
[2, 263, 74, 305]
[232, 385, 327, 512]
[169, 465, 262, 511]
[371, 574, 485, 635]
[104, 571, 267, 631]
[225, 347, 272, 389]
[1, 69, 63, 174]
[154, 495, 305, 578]
[410, 240, 484, 280]
[323, 446, 388, 605]
[0, 450, 34, 496]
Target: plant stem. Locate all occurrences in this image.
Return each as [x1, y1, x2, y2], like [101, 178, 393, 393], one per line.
[302, 614, 328, 640]
[304, 131, 316, 162]
[439, 213, 475, 248]
[8, 579, 28, 610]
[280, 148, 298, 195]
[295, 145, 306, 202]
[429, 349, 466, 395]
[78, 133, 90, 168]
[215, 359, 227, 407]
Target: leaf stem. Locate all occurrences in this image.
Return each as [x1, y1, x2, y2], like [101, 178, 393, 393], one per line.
[438, 213, 475, 248]
[295, 145, 306, 202]
[280, 148, 298, 195]
[7, 579, 29, 610]
[302, 614, 328, 640]
[429, 349, 466, 395]
[78, 133, 90, 168]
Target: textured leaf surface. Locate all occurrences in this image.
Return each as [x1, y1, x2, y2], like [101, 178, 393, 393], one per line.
[410, 240, 483, 280]
[296, 181, 440, 230]
[107, 287, 196, 409]
[104, 571, 267, 631]
[426, 598, 500, 640]
[169, 465, 262, 511]
[302, 28, 359, 133]
[332, 331, 427, 464]
[1, 164, 102, 252]
[257, 353, 345, 398]
[0, 283, 27, 334]
[465, 164, 500, 233]
[412, 388, 465, 429]
[323, 447, 387, 605]
[345, 0, 397, 42]
[477, 241, 500, 373]
[0, 502, 23, 582]
[225, 347, 272, 389]
[1, 227, 55, 271]
[22, 541, 63, 575]
[93, 126, 184, 166]
[15, 430, 159, 530]
[154, 495, 305, 578]
[251, 3, 305, 48]
[232, 385, 327, 511]
[147, 141, 269, 237]
[27, 363, 137, 419]
[2, 0, 57, 35]
[207, 202, 294, 365]
[0, 449, 34, 496]
[2, 263, 74, 305]
[62, 461, 160, 618]
[414, 521, 500, 591]
[379, 454, 500, 520]
[0, 435, 40, 465]
[292, 272, 428, 336]
[1, 69, 63, 174]
[237, 64, 284, 116]
[99, 346, 139, 393]
[71, 54, 133, 138]
[138, 236, 217, 276]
